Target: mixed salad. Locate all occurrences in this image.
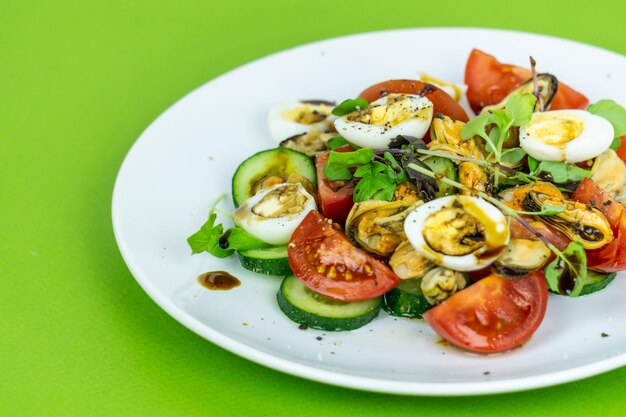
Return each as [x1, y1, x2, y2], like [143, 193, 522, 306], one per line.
[188, 49, 626, 353]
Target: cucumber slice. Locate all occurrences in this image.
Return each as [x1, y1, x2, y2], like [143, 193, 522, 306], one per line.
[238, 246, 291, 276]
[231, 148, 316, 207]
[277, 275, 381, 331]
[580, 270, 616, 296]
[422, 156, 458, 198]
[383, 278, 432, 318]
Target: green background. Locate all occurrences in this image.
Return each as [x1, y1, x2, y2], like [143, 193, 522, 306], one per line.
[2, 0, 625, 415]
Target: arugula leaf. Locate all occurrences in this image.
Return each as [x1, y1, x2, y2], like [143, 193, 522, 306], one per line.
[187, 212, 234, 258]
[545, 241, 587, 297]
[332, 98, 369, 116]
[610, 136, 622, 151]
[505, 93, 537, 127]
[527, 155, 539, 173]
[327, 136, 349, 150]
[588, 99, 626, 137]
[535, 161, 591, 183]
[500, 147, 527, 164]
[461, 114, 491, 142]
[221, 227, 271, 251]
[323, 148, 373, 181]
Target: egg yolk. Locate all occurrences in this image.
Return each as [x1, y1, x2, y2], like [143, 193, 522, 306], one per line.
[346, 95, 431, 126]
[252, 184, 307, 218]
[422, 206, 485, 256]
[525, 112, 584, 145]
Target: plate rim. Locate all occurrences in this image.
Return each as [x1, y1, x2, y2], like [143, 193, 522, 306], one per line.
[111, 26, 626, 396]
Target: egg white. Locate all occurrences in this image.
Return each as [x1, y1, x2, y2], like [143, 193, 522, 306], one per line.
[233, 183, 316, 245]
[519, 110, 614, 163]
[333, 94, 433, 150]
[268, 101, 336, 143]
[404, 196, 509, 271]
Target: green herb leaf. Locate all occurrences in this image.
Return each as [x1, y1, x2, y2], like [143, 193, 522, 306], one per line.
[535, 161, 591, 183]
[323, 148, 374, 181]
[537, 203, 566, 215]
[327, 136, 349, 150]
[332, 98, 369, 116]
[500, 147, 527, 164]
[545, 241, 587, 297]
[187, 212, 234, 258]
[610, 136, 622, 151]
[222, 227, 271, 251]
[505, 93, 537, 127]
[527, 155, 539, 173]
[461, 114, 491, 142]
[489, 109, 510, 130]
[588, 99, 626, 137]
[353, 171, 396, 202]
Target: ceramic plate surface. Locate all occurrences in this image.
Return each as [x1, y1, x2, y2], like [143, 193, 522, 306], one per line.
[112, 28, 626, 395]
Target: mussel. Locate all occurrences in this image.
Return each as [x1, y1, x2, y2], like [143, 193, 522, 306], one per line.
[480, 73, 559, 115]
[591, 149, 626, 197]
[346, 200, 422, 256]
[420, 267, 467, 305]
[522, 191, 613, 249]
[428, 115, 483, 159]
[499, 182, 564, 211]
[492, 238, 551, 277]
[458, 162, 493, 196]
[389, 240, 432, 279]
[279, 132, 337, 157]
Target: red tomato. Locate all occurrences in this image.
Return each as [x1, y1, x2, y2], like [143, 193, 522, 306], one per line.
[508, 217, 571, 251]
[615, 135, 626, 163]
[358, 80, 469, 122]
[315, 145, 355, 225]
[571, 178, 626, 272]
[465, 49, 589, 114]
[423, 271, 548, 353]
[288, 210, 400, 301]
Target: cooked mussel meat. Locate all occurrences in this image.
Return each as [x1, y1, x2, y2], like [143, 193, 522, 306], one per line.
[420, 267, 467, 305]
[279, 132, 337, 157]
[389, 240, 432, 279]
[591, 149, 626, 197]
[522, 191, 613, 249]
[499, 181, 564, 210]
[346, 200, 422, 256]
[492, 238, 551, 277]
[480, 73, 558, 115]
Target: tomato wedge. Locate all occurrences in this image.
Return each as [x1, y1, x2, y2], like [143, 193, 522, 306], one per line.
[315, 145, 355, 225]
[423, 271, 548, 353]
[358, 80, 469, 122]
[288, 210, 400, 301]
[465, 49, 589, 114]
[615, 135, 626, 163]
[571, 178, 626, 272]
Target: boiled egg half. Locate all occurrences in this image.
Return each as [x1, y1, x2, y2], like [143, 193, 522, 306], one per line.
[233, 183, 316, 245]
[334, 94, 434, 150]
[519, 110, 614, 163]
[404, 195, 509, 271]
[268, 100, 336, 142]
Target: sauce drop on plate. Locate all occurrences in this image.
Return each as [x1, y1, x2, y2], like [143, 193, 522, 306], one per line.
[197, 271, 240, 291]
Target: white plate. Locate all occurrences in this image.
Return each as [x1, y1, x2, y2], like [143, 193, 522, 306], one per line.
[112, 28, 626, 396]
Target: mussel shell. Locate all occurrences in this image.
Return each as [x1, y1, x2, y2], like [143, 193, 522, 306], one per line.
[346, 200, 420, 256]
[480, 73, 558, 115]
